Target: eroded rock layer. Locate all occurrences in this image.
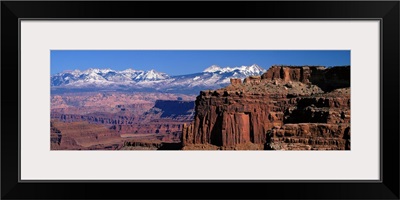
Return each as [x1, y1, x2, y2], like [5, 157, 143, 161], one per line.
[51, 100, 195, 135]
[182, 66, 350, 150]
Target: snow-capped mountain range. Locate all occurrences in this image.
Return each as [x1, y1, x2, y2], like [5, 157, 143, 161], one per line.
[51, 64, 266, 94]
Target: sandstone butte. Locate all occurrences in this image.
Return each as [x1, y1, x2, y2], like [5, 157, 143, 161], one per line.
[182, 65, 350, 150]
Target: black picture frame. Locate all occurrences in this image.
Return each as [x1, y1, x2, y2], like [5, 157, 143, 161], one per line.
[1, 1, 399, 199]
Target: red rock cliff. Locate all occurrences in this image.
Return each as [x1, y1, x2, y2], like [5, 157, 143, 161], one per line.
[182, 66, 350, 150]
[262, 65, 350, 92]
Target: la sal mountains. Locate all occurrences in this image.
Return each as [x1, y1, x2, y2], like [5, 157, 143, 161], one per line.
[51, 64, 266, 94]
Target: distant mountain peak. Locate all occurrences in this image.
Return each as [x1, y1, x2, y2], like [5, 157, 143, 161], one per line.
[203, 64, 265, 74]
[51, 65, 266, 94]
[203, 65, 222, 73]
[249, 64, 262, 69]
[81, 68, 114, 74]
[121, 68, 140, 73]
[141, 69, 170, 81]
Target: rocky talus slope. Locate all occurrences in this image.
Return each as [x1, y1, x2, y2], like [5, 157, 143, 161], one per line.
[182, 66, 350, 150]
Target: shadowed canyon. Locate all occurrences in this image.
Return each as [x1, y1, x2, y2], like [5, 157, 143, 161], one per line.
[51, 65, 350, 150]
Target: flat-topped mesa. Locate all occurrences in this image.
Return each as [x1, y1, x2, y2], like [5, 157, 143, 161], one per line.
[261, 65, 325, 83]
[182, 65, 350, 150]
[261, 65, 350, 92]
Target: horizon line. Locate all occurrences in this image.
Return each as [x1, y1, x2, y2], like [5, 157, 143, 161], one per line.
[52, 64, 351, 76]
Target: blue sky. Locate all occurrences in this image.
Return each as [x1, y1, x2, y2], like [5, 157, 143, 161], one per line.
[51, 50, 350, 75]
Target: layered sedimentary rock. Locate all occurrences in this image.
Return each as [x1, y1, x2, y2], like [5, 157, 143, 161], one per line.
[261, 65, 350, 92]
[109, 120, 185, 135]
[51, 119, 182, 150]
[182, 66, 350, 150]
[141, 100, 195, 121]
[50, 120, 123, 150]
[51, 103, 154, 116]
[110, 100, 193, 136]
[267, 123, 350, 150]
[51, 100, 195, 135]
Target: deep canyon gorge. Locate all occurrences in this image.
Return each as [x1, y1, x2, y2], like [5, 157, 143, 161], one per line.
[51, 65, 350, 150]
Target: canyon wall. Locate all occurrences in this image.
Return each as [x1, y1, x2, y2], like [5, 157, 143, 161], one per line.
[50, 120, 124, 150]
[182, 66, 350, 150]
[262, 65, 350, 92]
[51, 100, 195, 135]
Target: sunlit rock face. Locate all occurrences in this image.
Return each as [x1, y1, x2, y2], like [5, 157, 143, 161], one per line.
[182, 66, 350, 150]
